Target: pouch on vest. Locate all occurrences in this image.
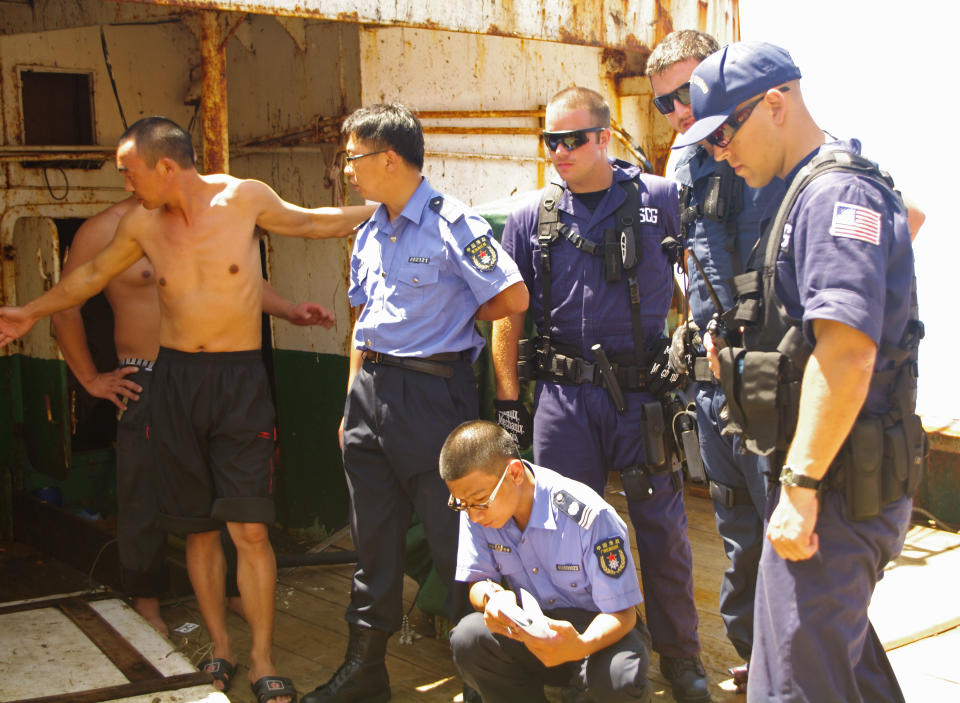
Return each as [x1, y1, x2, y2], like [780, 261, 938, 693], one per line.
[621, 464, 653, 502]
[640, 401, 666, 467]
[604, 227, 622, 282]
[517, 337, 536, 381]
[845, 416, 884, 521]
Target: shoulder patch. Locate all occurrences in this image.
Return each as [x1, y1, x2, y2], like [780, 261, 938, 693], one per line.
[429, 195, 465, 224]
[464, 235, 498, 272]
[554, 490, 597, 529]
[829, 202, 881, 246]
[594, 536, 627, 578]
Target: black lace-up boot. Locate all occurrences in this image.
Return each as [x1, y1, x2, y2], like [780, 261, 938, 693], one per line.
[301, 624, 391, 703]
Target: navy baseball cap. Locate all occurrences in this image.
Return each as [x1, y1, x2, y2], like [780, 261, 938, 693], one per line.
[672, 41, 801, 148]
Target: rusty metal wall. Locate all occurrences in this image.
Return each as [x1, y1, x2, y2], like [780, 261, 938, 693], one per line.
[119, 0, 737, 52]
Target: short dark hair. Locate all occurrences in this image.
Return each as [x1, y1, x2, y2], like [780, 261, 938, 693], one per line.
[439, 420, 520, 482]
[119, 116, 196, 169]
[547, 86, 611, 128]
[646, 30, 720, 76]
[341, 103, 425, 170]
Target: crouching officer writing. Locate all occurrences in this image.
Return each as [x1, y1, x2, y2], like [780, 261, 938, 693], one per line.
[300, 104, 528, 703]
[491, 86, 708, 702]
[676, 43, 924, 702]
[441, 420, 652, 703]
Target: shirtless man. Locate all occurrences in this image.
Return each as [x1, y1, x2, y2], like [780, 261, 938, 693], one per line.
[0, 116, 374, 703]
[51, 196, 335, 643]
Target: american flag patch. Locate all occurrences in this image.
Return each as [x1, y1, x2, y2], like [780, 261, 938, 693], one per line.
[829, 202, 881, 245]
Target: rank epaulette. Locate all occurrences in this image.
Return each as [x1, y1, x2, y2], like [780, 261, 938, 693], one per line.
[553, 490, 597, 529]
[428, 195, 465, 224]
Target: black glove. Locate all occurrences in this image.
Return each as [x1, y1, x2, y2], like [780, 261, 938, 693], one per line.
[494, 399, 533, 449]
[646, 337, 686, 396]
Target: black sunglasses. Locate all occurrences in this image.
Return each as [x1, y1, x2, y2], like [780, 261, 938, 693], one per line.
[541, 126, 604, 152]
[706, 86, 790, 148]
[653, 82, 691, 115]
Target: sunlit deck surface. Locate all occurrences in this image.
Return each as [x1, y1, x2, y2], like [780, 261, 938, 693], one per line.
[159, 482, 960, 702]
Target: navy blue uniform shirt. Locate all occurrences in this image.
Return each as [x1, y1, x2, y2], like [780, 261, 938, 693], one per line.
[673, 144, 785, 330]
[501, 160, 678, 358]
[775, 139, 914, 415]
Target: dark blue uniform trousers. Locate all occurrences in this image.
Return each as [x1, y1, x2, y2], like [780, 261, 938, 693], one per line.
[533, 382, 701, 659]
[450, 607, 652, 702]
[341, 358, 473, 632]
[748, 486, 911, 702]
[695, 381, 768, 660]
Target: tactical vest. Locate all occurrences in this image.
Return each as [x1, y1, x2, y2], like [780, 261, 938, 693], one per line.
[719, 150, 925, 518]
[517, 178, 653, 389]
[679, 158, 745, 276]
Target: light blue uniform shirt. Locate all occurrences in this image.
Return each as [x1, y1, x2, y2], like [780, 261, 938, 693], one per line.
[349, 178, 523, 363]
[455, 464, 642, 614]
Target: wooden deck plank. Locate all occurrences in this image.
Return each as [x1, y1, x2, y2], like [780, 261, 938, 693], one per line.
[155, 489, 959, 702]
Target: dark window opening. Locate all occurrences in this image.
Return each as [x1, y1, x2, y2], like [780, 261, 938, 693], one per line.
[56, 218, 118, 453]
[21, 71, 94, 146]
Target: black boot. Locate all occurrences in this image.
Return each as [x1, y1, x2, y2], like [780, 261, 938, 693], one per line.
[301, 624, 391, 703]
[660, 655, 711, 703]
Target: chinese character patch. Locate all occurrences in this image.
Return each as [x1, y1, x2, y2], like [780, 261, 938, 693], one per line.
[465, 235, 498, 272]
[594, 536, 627, 578]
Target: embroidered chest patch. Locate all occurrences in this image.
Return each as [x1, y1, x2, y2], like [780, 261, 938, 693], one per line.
[594, 536, 627, 578]
[464, 235, 498, 272]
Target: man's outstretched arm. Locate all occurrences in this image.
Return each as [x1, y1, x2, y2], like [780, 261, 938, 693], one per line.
[248, 180, 375, 239]
[1, 220, 144, 347]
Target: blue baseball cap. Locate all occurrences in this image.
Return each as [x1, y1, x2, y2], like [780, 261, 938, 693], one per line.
[672, 41, 801, 148]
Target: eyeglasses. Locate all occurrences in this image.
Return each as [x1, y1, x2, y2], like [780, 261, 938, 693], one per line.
[541, 127, 604, 152]
[448, 463, 511, 512]
[345, 149, 388, 163]
[653, 82, 691, 115]
[705, 86, 790, 148]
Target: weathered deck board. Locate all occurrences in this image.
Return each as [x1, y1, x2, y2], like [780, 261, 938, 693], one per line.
[157, 488, 960, 703]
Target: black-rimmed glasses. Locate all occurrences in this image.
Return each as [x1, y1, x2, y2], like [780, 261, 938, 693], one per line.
[345, 149, 389, 163]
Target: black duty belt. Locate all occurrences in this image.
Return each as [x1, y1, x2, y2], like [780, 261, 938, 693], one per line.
[361, 350, 465, 378]
[537, 350, 648, 391]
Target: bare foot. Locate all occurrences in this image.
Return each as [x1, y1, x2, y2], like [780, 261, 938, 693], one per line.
[227, 595, 247, 621]
[133, 597, 169, 637]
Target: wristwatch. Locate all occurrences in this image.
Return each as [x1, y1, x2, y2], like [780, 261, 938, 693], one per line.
[779, 465, 821, 490]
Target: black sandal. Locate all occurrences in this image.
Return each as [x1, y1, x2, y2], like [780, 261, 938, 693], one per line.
[251, 675, 298, 703]
[200, 658, 237, 693]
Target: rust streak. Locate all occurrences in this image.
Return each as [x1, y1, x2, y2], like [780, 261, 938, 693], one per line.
[219, 12, 248, 51]
[199, 10, 229, 174]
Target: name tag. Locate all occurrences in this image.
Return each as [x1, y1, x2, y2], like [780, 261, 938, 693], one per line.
[408, 256, 430, 264]
[488, 543, 511, 553]
[556, 564, 580, 572]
